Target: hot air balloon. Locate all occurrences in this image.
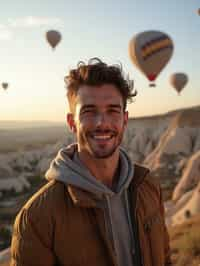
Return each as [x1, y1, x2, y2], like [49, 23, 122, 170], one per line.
[197, 8, 200, 15]
[170, 73, 188, 95]
[129, 30, 174, 87]
[2, 82, 8, 90]
[46, 30, 62, 50]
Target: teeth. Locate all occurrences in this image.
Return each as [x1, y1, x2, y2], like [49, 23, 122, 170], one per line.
[93, 135, 112, 140]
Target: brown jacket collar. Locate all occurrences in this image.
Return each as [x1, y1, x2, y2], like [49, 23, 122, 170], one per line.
[67, 164, 150, 208]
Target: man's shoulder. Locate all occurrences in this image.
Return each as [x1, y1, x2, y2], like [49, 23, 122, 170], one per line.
[20, 180, 68, 215]
[12, 180, 71, 259]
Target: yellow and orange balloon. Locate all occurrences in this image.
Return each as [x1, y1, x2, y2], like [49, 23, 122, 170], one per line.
[129, 30, 174, 86]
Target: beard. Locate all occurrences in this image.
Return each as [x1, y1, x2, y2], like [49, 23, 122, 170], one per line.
[78, 128, 125, 159]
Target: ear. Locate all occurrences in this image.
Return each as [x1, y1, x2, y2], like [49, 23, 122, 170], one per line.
[124, 111, 129, 127]
[66, 113, 77, 133]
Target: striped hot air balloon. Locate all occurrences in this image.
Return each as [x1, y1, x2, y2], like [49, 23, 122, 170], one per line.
[129, 30, 174, 87]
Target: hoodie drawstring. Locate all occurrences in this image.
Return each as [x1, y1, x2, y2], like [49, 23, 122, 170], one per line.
[104, 195, 118, 260]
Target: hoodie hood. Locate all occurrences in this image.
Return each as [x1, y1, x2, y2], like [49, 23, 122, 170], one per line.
[45, 143, 134, 199]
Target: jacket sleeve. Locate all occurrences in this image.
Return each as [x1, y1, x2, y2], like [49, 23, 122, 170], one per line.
[10, 206, 56, 266]
[159, 186, 172, 266]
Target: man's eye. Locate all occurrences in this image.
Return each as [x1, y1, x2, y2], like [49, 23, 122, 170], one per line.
[109, 109, 120, 113]
[81, 110, 93, 114]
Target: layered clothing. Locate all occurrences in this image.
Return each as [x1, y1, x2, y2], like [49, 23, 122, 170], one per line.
[11, 144, 171, 266]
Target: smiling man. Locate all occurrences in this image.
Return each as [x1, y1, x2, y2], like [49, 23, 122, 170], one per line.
[11, 58, 171, 266]
[67, 82, 129, 188]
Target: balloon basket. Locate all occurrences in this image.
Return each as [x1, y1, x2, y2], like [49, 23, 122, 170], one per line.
[149, 83, 156, 87]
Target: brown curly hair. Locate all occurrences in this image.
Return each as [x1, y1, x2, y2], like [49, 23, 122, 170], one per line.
[64, 58, 137, 113]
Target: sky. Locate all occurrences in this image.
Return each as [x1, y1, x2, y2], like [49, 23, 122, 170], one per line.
[0, 0, 199, 121]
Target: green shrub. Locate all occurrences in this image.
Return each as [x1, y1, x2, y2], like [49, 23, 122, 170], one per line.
[0, 227, 11, 239]
[28, 175, 43, 186]
[0, 227, 11, 250]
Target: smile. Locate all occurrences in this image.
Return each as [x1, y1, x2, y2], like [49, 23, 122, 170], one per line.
[92, 135, 113, 140]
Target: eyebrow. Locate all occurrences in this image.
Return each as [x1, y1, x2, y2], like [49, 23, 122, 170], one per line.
[108, 104, 122, 109]
[81, 104, 122, 110]
[80, 105, 96, 111]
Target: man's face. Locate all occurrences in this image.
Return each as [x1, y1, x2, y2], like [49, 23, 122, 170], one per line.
[67, 84, 128, 159]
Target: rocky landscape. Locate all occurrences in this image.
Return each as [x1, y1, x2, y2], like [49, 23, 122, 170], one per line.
[0, 105, 200, 265]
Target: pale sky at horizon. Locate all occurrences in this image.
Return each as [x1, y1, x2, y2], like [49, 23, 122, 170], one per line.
[0, 0, 199, 122]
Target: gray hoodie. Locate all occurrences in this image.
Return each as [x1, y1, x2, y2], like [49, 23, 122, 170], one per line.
[45, 144, 135, 266]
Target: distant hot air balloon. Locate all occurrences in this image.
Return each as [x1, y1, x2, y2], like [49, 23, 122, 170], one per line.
[2, 82, 8, 90]
[197, 8, 200, 15]
[170, 73, 188, 95]
[129, 30, 174, 87]
[46, 30, 62, 50]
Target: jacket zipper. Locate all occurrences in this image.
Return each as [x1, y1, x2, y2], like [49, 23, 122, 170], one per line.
[93, 207, 118, 266]
[127, 184, 143, 266]
[144, 222, 153, 266]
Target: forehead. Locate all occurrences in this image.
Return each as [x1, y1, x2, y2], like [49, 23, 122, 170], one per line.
[76, 84, 123, 106]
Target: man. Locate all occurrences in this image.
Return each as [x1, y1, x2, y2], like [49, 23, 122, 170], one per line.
[11, 58, 171, 266]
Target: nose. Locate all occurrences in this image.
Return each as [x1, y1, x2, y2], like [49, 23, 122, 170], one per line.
[95, 113, 110, 128]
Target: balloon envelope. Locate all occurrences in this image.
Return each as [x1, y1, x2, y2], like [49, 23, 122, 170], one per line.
[170, 73, 188, 94]
[2, 82, 8, 90]
[129, 30, 174, 84]
[46, 30, 62, 49]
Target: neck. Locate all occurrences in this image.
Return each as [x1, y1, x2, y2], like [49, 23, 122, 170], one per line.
[78, 150, 120, 188]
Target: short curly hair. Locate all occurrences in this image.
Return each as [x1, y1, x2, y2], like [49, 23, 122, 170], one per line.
[64, 58, 137, 113]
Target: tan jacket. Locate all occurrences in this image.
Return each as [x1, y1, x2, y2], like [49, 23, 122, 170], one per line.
[11, 164, 171, 266]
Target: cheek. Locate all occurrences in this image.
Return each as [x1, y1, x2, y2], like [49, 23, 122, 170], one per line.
[115, 119, 126, 130]
[79, 117, 95, 130]
[76, 122, 90, 137]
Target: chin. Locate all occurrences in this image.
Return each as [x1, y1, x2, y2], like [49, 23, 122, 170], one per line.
[89, 147, 119, 159]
